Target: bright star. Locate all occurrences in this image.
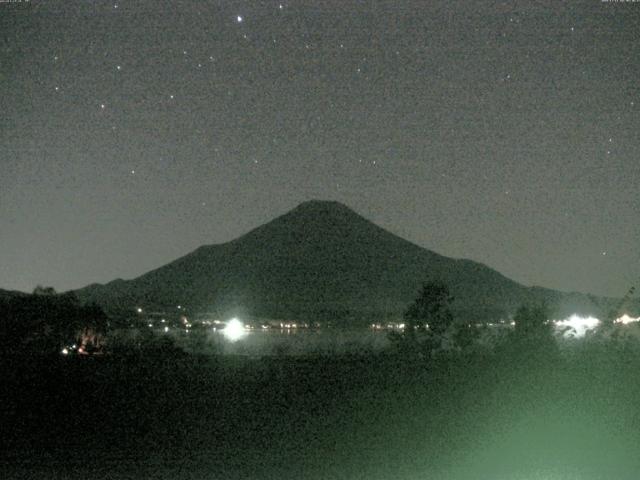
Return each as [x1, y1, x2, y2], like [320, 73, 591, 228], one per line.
[237, 15, 243, 23]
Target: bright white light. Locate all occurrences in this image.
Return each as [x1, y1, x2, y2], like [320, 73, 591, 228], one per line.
[61, 348, 69, 355]
[136, 307, 143, 313]
[164, 326, 169, 333]
[222, 318, 246, 342]
[237, 15, 243, 23]
[616, 314, 640, 325]
[554, 314, 600, 338]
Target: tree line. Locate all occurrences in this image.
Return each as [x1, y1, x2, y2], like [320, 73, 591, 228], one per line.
[0, 286, 108, 355]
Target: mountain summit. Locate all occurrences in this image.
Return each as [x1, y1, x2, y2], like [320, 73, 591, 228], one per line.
[76, 201, 608, 321]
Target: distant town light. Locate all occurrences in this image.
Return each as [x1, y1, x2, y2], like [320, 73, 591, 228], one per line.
[136, 307, 143, 314]
[616, 314, 640, 325]
[61, 348, 69, 355]
[222, 318, 246, 342]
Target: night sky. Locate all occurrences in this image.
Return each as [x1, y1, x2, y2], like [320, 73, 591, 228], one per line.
[1, 0, 638, 297]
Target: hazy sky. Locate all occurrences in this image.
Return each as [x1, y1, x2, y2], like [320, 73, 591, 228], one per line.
[1, 0, 638, 297]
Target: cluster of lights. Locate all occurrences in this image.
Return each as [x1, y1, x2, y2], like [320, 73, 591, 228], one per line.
[615, 314, 640, 325]
[60, 343, 79, 356]
[552, 313, 640, 338]
[554, 315, 600, 338]
[369, 322, 424, 331]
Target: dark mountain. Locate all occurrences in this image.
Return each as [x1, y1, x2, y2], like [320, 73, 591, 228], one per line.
[0, 289, 28, 302]
[75, 200, 617, 322]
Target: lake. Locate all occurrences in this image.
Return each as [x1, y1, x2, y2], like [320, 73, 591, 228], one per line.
[173, 327, 392, 356]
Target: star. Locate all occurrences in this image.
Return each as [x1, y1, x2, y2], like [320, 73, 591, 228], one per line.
[100, 104, 106, 109]
[116, 65, 122, 70]
[237, 15, 243, 23]
[54, 86, 59, 91]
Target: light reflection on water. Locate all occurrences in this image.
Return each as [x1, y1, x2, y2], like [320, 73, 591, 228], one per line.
[177, 328, 390, 356]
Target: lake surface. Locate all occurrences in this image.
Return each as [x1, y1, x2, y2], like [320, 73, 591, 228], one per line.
[174, 328, 392, 356]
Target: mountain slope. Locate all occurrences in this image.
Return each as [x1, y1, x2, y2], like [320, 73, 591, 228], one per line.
[75, 201, 613, 321]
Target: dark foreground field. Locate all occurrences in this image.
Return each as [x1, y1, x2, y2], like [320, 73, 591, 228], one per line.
[2, 342, 640, 480]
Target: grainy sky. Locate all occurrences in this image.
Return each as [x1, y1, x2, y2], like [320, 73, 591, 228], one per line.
[1, 0, 638, 297]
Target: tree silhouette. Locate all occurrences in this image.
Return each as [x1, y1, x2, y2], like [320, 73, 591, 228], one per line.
[0, 290, 109, 355]
[33, 285, 57, 296]
[404, 280, 454, 336]
[513, 303, 550, 339]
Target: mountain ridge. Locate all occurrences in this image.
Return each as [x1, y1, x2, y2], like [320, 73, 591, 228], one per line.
[75, 200, 618, 321]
